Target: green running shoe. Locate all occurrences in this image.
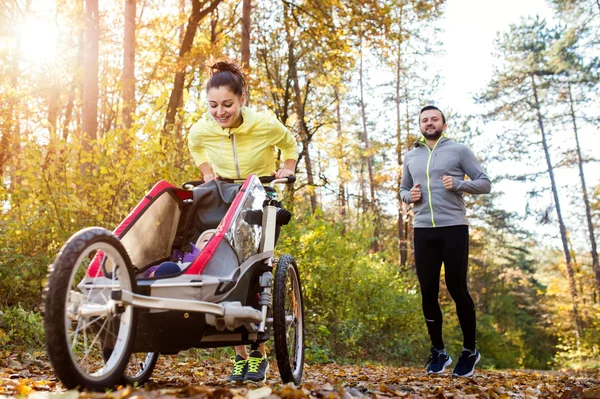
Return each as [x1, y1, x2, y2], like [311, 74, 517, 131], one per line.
[244, 350, 269, 383]
[227, 354, 248, 383]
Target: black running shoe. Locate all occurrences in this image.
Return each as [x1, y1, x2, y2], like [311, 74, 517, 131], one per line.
[425, 347, 452, 374]
[244, 350, 269, 383]
[227, 354, 248, 383]
[452, 349, 481, 377]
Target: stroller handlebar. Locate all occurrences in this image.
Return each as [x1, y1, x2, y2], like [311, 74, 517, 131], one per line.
[259, 175, 296, 185]
[182, 175, 296, 190]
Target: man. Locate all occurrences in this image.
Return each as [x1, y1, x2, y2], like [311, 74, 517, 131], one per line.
[400, 105, 491, 377]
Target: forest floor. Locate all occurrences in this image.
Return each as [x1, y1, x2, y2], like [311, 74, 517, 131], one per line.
[1, 351, 599, 399]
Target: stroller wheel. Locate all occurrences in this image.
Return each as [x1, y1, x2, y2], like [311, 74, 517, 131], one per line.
[273, 255, 305, 384]
[45, 227, 137, 391]
[121, 352, 158, 386]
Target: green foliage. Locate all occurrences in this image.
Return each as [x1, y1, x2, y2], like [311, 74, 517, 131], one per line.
[277, 211, 426, 364]
[0, 306, 45, 350]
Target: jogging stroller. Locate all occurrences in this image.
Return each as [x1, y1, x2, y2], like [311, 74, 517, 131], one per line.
[44, 175, 304, 390]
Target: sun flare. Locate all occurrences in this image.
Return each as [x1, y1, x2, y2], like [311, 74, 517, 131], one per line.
[17, 17, 59, 63]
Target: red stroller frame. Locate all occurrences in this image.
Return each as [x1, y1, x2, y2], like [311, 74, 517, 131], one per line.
[44, 175, 304, 390]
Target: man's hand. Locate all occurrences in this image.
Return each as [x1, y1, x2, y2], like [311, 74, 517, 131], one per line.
[410, 183, 422, 203]
[441, 175, 455, 191]
[275, 168, 294, 179]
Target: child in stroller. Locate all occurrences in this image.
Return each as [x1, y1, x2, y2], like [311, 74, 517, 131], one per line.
[147, 229, 216, 278]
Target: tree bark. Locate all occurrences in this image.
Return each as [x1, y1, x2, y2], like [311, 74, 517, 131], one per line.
[63, 84, 76, 142]
[284, 4, 316, 214]
[531, 74, 583, 337]
[290, 66, 317, 214]
[122, 0, 136, 135]
[395, 46, 407, 266]
[241, 0, 251, 69]
[359, 44, 379, 252]
[334, 86, 346, 220]
[83, 0, 99, 145]
[568, 83, 600, 295]
[163, 0, 224, 138]
[359, 46, 375, 205]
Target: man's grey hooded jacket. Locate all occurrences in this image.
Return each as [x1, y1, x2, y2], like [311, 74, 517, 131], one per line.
[400, 136, 491, 228]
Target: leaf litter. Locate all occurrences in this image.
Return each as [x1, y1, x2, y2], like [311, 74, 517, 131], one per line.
[0, 351, 599, 398]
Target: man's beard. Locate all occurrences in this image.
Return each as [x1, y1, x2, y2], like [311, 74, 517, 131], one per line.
[421, 128, 443, 141]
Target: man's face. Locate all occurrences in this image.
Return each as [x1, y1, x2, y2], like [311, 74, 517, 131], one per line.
[419, 109, 447, 140]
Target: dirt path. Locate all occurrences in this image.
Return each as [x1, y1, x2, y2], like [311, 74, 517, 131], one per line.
[1, 352, 599, 398]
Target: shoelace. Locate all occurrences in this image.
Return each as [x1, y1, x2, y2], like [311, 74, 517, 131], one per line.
[425, 350, 442, 367]
[425, 354, 434, 367]
[247, 355, 264, 373]
[231, 358, 247, 375]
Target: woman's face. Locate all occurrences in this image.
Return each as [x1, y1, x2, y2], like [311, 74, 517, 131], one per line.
[207, 86, 245, 128]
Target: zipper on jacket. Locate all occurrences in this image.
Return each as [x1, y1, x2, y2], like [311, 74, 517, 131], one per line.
[230, 130, 241, 179]
[425, 137, 443, 227]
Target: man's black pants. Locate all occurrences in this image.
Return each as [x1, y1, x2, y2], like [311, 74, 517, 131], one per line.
[414, 225, 476, 350]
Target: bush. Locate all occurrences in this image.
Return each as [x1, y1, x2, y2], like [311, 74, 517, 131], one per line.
[0, 306, 45, 350]
[277, 212, 426, 364]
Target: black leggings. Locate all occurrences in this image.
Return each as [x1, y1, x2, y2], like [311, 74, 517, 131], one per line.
[414, 225, 476, 350]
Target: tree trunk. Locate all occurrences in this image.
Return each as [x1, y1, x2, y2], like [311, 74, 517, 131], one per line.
[83, 0, 99, 145]
[63, 84, 76, 142]
[285, 11, 316, 214]
[531, 74, 583, 337]
[122, 0, 136, 136]
[359, 47, 375, 204]
[210, 8, 219, 45]
[241, 0, 251, 69]
[359, 44, 378, 252]
[163, 0, 223, 138]
[334, 86, 346, 220]
[568, 83, 600, 295]
[395, 47, 407, 266]
[291, 73, 316, 214]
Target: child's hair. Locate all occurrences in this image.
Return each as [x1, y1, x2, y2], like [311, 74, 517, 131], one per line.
[205, 59, 247, 97]
[196, 229, 217, 250]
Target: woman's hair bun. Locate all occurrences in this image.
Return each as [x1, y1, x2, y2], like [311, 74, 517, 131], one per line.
[205, 59, 247, 96]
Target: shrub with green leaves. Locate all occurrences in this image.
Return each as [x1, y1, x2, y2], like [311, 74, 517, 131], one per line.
[0, 306, 45, 350]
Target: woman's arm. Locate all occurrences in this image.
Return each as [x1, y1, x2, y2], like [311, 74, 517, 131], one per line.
[199, 162, 216, 182]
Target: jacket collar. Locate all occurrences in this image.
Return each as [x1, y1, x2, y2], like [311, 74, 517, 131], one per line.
[415, 135, 449, 148]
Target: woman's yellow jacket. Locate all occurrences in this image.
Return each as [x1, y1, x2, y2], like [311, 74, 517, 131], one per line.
[188, 107, 297, 180]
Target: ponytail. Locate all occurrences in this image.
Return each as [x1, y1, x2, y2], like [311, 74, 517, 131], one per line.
[205, 59, 247, 97]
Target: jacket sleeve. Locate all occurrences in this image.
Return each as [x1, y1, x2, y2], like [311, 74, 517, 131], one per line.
[456, 146, 491, 194]
[269, 117, 298, 161]
[400, 158, 414, 204]
[188, 120, 210, 166]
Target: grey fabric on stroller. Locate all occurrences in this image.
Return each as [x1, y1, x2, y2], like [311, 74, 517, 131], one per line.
[172, 179, 241, 253]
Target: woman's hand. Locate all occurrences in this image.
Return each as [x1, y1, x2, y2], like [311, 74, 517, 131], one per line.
[275, 168, 294, 179]
[203, 173, 216, 182]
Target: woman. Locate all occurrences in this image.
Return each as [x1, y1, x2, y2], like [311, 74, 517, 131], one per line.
[188, 60, 297, 384]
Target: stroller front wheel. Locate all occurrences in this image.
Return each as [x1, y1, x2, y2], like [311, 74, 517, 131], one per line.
[121, 352, 159, 386]
[45, 227, 137, 391]
[273, 254, 305, 384]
